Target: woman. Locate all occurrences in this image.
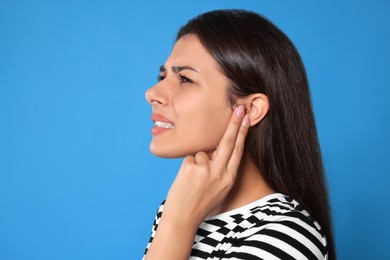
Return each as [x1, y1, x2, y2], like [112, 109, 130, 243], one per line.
[143, 9, 336, 260]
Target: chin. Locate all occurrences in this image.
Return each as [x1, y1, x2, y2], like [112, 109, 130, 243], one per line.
[149, 143, 215, 159]
[149, 144, 183, 158]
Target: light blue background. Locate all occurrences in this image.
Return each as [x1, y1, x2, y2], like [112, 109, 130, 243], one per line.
[1, 0, 389, 259]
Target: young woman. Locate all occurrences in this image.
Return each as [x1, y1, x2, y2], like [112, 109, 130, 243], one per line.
[143, 9, 336, 260]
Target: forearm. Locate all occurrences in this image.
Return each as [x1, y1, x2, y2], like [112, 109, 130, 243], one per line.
[144, 216, 198, 260]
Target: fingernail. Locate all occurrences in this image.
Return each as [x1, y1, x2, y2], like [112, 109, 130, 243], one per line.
[242, 114, 250, 127]
[235, 105, 245, 118]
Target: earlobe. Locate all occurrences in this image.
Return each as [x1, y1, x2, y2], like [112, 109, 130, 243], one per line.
[237, 94, 269, 126]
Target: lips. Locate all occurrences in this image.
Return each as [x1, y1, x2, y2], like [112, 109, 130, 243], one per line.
[151, 114, 175, 135]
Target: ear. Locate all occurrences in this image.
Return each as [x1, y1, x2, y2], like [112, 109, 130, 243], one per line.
[237, 93, 269, 126]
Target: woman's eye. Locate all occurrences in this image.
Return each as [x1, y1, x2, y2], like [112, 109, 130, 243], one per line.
[157, 75, 165, 82]
[179, 74, 193, 84]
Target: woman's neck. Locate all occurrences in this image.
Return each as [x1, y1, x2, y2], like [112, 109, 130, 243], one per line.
[208, 153, 275, 217]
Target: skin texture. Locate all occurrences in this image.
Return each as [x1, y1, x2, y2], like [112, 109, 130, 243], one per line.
[145, 35, 233, 158]
[144, 35, 274, 260]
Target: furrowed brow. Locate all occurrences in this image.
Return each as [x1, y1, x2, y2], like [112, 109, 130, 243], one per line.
[159, 65, 166, 73]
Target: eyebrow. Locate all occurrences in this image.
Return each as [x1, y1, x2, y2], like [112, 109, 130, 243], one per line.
[159, 65, 200, 74]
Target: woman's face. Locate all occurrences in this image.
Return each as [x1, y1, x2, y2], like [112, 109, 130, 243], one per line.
[145, 34, 233, 158]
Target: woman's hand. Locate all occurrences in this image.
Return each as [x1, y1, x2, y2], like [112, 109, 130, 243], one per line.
[163, 104, 250, 227]
[144, 105, 249, 260]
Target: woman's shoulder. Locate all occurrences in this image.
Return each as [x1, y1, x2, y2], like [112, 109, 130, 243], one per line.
[232, 193, 328, 259]
[249, 193, 320, 223]
[237, 193, 326, 238]
[192, 193, 328, 259]
[204, 193, 318, 225]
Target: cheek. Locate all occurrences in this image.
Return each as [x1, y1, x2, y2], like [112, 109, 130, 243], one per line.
[177, 98, 232, 146]
[207, 110, 232, 141]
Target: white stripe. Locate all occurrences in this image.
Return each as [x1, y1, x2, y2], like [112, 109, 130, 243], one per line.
[245, 233, 307, 259]
[228, 244, 282, 260]
[193, 242, 215, 253]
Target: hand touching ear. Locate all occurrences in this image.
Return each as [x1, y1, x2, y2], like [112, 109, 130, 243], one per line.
[164, 104, 249, 225]
[237, 93, 269, 126]
[144, 105, 250, 260]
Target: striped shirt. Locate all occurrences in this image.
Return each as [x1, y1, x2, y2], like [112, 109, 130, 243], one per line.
[143, 193, 328, 260]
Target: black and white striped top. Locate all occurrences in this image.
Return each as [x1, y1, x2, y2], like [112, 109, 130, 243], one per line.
[143, 193, 328, 260]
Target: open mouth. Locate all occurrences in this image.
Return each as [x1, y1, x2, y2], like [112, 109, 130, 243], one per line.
[154, 121, 174, 128]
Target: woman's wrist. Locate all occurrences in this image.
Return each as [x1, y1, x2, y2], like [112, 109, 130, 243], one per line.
[144, 214, 198, 260]
[159, 212, 200, 235]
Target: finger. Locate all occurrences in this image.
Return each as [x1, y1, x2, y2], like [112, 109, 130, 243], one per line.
[211, 147, 218, 160]
[182, 155, 196, 168]
[194, 151, 210, 165]
[227, 114, 250, 173]
[214, 104, 246, 166]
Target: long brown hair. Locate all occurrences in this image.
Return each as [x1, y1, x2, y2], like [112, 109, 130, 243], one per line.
[177, 9, 336, 259]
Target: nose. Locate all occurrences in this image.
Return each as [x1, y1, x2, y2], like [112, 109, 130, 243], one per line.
[145, 83, 167, 106]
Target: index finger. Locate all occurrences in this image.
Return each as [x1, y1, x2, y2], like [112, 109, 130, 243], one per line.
[214, 105, 249, 167]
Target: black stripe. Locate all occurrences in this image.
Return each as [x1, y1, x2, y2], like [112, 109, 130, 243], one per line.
[196, 227, 211, 238]
[246, 215, 259, 224]
[261, 228, 318, 259]
[191, 248, 210, 258]
[235, 240, 296, 260]
[231, 213, 243, 221]
[251, 203, 293, 214]
[278, 220, 327, 255]
[200, 236, 219, 247]
[220, 251, 264, 260]
[205, 218, 228, 227]
[255, 207, 293, 217]
[218, 226, 232, 235]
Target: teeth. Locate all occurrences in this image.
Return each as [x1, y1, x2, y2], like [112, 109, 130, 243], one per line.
[155, 121, 174, 128]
